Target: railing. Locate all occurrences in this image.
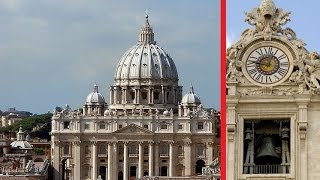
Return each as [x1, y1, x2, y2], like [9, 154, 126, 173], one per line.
[159, 154, 168, 157]
[254, 165, 281, 174]
[98, 154, 108, 157]
[129, 154, 138, 157]
[244, 165, 287, 174]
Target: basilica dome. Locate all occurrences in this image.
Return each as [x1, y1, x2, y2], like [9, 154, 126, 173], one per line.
[114, 15, 179, 86]
[181, 85, 201, 106]
[86, 84, 105, 104]
[109, 15, 182, 111]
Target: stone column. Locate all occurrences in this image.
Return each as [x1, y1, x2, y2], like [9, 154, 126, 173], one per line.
[151, 88, 154, 104]
[161, 86, 165, 104]
[110, 88, 113, 104]
[169, 142, 174, 176]
[113, 142, 118, 179]
[137, 88, 140, 104]
[92, 142, 97, 180]
[154, 142, 160, 176]
[114, 87, 118, 104]
[149, 142, 154, 176]
[123, 142, 129, 180]
[107, 143, 112, 180]
[148, 88, 151, 104]
[121, 88, 124, 104]
[138, 142, 144, 178]
[73, 141, 81, 179]
[184, 142, 192, 176]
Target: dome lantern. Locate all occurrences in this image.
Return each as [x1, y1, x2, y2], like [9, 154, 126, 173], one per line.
[138, 15, 156, 45]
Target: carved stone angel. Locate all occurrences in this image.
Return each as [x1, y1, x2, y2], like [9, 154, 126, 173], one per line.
[304, 52, 320, 89]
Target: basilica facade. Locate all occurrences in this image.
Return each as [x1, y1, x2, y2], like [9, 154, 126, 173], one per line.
[227, 0, 320, 180]
[51, 15, 219, 180]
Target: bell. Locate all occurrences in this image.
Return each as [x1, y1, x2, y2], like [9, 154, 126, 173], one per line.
[281, 126, 290, 139]
[255, 136, 281, 165]
[244, 128, 253, 141]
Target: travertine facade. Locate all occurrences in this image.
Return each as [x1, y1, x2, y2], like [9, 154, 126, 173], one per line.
[51, 15, 219, 180]
[227, 0, 320, 180]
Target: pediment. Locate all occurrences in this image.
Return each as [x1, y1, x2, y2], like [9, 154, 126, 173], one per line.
[113, 124, 153, 134]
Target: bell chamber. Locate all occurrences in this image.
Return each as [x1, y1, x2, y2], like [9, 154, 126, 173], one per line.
[243, 120, 290, 174]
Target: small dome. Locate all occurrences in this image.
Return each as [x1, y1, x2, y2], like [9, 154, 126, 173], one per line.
[10, 141, 32, 149]
[11, 126, 32, 149]
[86, 84, 105, 104]
[181, 85, 201, 105]
[163, 110, 170, 116]
[104, 109, 111, 116]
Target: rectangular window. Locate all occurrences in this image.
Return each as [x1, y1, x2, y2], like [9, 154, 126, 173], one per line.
[198, 122, 204, 130]
[178, 124, 183, 130]
[197, 145, 205, 156]
[99, 124, 105, 129]
[119, 124, 123, 129]
[160, 124, 168, 130]
[142, 91, 148, 100]
[143, 124, 149, 129]
[85, 124, 90, 130]
[64, 121, 70, 129]
[154, 91, 160, 100]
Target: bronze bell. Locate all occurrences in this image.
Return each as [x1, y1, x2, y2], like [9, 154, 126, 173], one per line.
[244, 128, 253, 141]
[255, 136, 281, 165]
[281, 126, 290, 139]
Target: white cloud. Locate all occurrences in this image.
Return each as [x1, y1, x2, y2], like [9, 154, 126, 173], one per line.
[0, 0, 23, 13]
[226, 34, 232, 49]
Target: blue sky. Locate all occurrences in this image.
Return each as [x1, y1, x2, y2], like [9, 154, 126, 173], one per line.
[0, 0, 220, 114]
[227, 0, 320, 52]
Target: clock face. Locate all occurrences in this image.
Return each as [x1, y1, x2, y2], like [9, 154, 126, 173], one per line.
[245, 46, 290, 85]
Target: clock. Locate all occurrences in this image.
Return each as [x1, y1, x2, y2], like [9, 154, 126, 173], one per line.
[242, 41, 294, 87]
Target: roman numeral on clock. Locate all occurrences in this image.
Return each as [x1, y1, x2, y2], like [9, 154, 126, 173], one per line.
[278, 67, 288, 76]
[277, 54, 286, 60]
[248, 68, 258, 75]
[280, 62, 289, 67]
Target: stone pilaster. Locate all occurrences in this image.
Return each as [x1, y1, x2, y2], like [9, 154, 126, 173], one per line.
[149, 142, 154, 176]
[138, 142, 144, 178]
[123, 142, 129, 180]
[107, 143, 112, 180]
[154, 142, 160, 176]
[53, 140, 61, 180]
[73, 141, 81, 180]
[113, 142, 118, 179]
[92, 141, 97, 180]
[184, 141, 192, 176]
[169, 141, 174, 176]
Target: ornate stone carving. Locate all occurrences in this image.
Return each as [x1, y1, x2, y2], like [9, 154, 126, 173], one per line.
[244, 0, 291, 37]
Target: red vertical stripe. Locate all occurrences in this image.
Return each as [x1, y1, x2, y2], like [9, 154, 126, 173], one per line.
[220, 0, 226, 179]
